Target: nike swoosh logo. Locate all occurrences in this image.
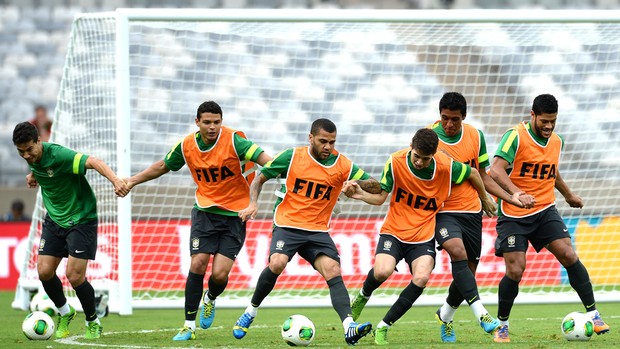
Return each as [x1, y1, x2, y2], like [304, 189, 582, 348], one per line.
[187, 310, 197, 315]
[75, 250, 85, 253]
[469, 295, 478, 303]
[563, 228, 568, 232]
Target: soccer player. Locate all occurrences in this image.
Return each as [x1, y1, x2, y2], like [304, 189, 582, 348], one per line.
[12, 121, 129, 339]
[125, 101, 271, 341]
[429, 92, 533, 342]
[232, 118, 380, 345]
[345, 128, 495, 345]
[490, 94, 610, 342]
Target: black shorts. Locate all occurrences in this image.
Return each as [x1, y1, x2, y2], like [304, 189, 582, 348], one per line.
[495, 206, 569, 257]
[270, 226, 340, 266]
[190, 208, 246, 260]
[435, 212, 483, 263]
[39, 214, 98, 260]
[375, 234, 436, 273]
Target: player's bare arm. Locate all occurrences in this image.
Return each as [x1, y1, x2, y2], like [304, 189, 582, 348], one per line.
[26, 172, 38, 188]
[85, 156, 130, 197]
[239, 172, 268, 222]
[490, 156, 536, 208]
[124, 159, 170, 190]
[479, 167, 529, 208]
[343, 181, 388, 205]
[354, 177, 381, 194]
[254, 151, 272, 167]
[555, 171, 583, 208]
[466, 168, 497, 217]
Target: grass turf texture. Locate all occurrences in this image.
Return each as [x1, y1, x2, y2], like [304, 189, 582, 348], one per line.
[2, 291, 619, 348]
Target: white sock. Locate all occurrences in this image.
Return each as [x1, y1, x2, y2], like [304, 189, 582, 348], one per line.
[342, 316, 354, 332]
[499, 320, 509, 328]
[246, 305, 258, 317]
[586, 310, 599, 317]
[377, 320, 390, 329]
[359, 289, 370, 299]
[470, 300, 487, 319]
[58, 303, 71, 316]
[184, 320, 196, 331]
[203, 292, 215, 304]
[440, 302, 457, 322]
[85, 318, 101, 326]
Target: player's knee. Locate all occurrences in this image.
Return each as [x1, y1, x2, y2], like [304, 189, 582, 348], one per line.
[65, 271, 85, 287]
[411, 272, 430, 287]
[373, 267, 393, 282]
[268, 259, 287, 275]
[558, 249, 579, 267]
[37, 266, 55, 282]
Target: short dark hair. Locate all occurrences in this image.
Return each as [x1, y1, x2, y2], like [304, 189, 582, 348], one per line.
[196, 101, 223, 120]
[411, 128, 439, 155]
[13, 122, 38, 145]
[439, 92, 467, 116]
[11, 200, 24, 212]
[310, 118, 337, 135]
[532, 94, 558, 115]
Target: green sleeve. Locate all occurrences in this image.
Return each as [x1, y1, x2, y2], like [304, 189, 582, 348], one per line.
[348, 163, 371, 181]
[260, 148, 293, 179]
[52, 144, 88, 175]
[163, 138, 185, 172]
[478, 129, 490, 169]
[494, 129, 518, 165]
[557, 133, 565, 151]
[379, 156, 394, 193]
[233, 133, 265, 162]
[451, 161, 471, 184]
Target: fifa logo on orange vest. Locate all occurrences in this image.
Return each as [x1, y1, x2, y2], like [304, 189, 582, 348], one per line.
[518, 162, 556, 179]
[292, 178, 334, 200]
[194, 166, 234, 182]
[394, 187, 438, 210]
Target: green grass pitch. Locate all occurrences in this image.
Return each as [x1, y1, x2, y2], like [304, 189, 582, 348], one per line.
[2, 291, 619, 348]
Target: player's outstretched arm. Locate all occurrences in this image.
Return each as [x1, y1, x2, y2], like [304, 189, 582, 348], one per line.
[85, 156, 130, 197]
[26, 173, 38, 188]
[124, 160, 170, 191]
[342, 181, 388, 205]
[479, 168, 528, 208]
[239, 173, 269, 222]
[489, 157, 535, 209]
[466, 168, 497, 217]
[353, 177, 381, 194]
[555, 170, 583, 208]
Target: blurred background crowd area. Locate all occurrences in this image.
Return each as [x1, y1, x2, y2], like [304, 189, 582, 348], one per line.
[2, 0, 620, 217]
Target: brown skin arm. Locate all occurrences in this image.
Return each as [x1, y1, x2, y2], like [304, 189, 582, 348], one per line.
[489, 157, 536, 208]
[238, 173, 269, 222]
[124, 160, 170, 190]
[555, 171, 583, 208]
[85, 156, 130, 197]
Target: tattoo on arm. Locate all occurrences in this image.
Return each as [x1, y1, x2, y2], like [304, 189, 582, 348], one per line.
[356, 179, 381, 194]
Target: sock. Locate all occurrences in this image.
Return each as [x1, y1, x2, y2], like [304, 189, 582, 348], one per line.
[85, 318, 101, 326]
[245, 304, 258, 317]
[445, 281, 464, 309]
[74, 279, 97, 322]
[206, 275, 228, 301]
[184, 271, 205, 321]
[361, 268, 383, 297]
[565, 260, 597, 312]
[497, 276, 519, 321]
[184, 320, 196, 331]
[499, 320, 509, 327]
[586, 310, 599, 318]
[451, 260, 481, 306]
[327, 276, 351, 322]
[251, 267, 279, 307]
[470, 300, 488, 319]
[382, 282, 424, 325]
[40, 274, 67, 310]
[342, 316, 353, 331]
[57, 303, 71, 316]
[439, 302, 457, 322]
[377, 320, 389, 328]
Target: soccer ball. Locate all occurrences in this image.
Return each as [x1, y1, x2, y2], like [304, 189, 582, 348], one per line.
[22, 311, 55, 340]
[561, 311, 594, 341]
[30, 291, 59, 317]
[281, 314, 316, 346]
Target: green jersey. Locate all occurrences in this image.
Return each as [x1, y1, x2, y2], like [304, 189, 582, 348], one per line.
[30, 143, 96, 228]
[261, 147, 371, 209]
[494, 121, 564, 164]
[164, 132, 265, 216]
[379, 150, 470, 193]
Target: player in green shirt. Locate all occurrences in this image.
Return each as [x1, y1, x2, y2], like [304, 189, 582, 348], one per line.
[125, 101, 271, 341]
[12, 121, 129, 340]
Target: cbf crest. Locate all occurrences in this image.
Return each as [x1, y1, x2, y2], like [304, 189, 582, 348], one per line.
[439, 227, 449, 238]
[46, 168, 54, 177]
[191, 237, 200, 250]
[382, 240, 392, 251]
[39, 239, 45, 251]
[507, 235, 516, 248]
[275, 240, 285, 250]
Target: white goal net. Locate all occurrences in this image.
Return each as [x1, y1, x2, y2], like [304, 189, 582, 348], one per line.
[14, 9, 620, 314]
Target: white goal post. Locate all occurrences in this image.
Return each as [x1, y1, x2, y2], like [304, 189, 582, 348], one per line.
[13, 8, 620, 316]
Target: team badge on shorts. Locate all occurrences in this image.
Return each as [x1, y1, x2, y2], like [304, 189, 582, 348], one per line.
[382, 240, 392, 251]
[39, 239, 45, 251]
[192, 237, 200, 250]
[276, 240, 285, 250]
[507, 235, 516, 248]
[439, 227, 448, 238]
